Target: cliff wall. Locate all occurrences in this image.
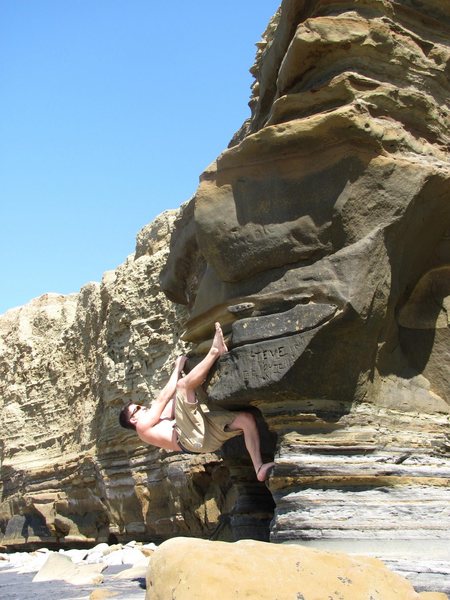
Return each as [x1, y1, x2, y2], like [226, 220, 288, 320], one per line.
[0, 212, 245, 547]
[161, 0, 450, 592]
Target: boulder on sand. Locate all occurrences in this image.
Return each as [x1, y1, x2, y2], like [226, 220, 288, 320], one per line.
[33, 552, 106, 585]
[146, 537, 446, 600]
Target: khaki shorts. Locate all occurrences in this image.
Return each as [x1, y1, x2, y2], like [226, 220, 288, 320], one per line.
[174, 391, 242, 453]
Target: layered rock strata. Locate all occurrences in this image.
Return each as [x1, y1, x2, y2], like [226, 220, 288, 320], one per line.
[160, 0, 450, 593]
[0, 212, 258, 549]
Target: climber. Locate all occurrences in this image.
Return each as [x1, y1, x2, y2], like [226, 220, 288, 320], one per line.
[119, 322, 275, 482]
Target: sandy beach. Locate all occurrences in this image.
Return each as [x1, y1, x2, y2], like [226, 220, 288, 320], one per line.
[0, 546, 149, 600]
[0, 563, 147, 600]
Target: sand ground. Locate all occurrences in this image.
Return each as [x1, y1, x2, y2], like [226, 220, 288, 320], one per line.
[0, 563, 146, 600]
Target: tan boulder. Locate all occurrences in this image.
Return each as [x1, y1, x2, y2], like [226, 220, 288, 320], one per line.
[146, 537, 441, 600]
[33, 552, 105, 585]
[113, 563, 148, 580]
[90, 590, 118, 600]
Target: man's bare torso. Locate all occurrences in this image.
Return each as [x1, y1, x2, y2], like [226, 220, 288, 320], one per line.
[136, 415, 181, 451]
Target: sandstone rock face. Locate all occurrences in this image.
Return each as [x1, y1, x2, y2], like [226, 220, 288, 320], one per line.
[146, 537, 445, 600]
[160, 0, 450, 593]
[0, 211, 242, 548]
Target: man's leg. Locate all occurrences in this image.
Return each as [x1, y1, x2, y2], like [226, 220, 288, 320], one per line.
[228, 412, 275, 482]
[177, 322, 227, 402]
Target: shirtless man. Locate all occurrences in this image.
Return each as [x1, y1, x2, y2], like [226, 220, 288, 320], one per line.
[119, 323, 275, 482]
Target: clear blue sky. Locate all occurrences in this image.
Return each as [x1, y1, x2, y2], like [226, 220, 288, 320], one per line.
[0, 1, 279, 315]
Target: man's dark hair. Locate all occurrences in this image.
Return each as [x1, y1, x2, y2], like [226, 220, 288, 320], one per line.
[119, 405, 136, 431]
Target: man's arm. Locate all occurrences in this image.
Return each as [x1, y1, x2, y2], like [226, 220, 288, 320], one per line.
[143, 356, 186, 427]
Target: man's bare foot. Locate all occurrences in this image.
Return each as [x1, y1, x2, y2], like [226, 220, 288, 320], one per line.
[256, 462, 275, 482]
[212, 322, 228, 355]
